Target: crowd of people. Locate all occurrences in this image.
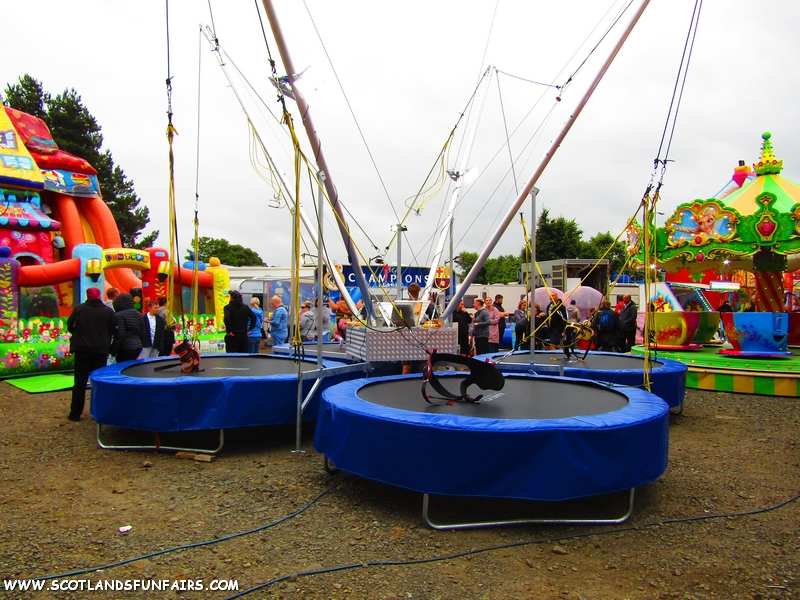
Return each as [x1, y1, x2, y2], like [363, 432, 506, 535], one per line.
[451, 292, 641, 359]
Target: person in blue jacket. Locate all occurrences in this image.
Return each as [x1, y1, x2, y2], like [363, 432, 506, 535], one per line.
[247, 297, 265, 353]
[265, 295, 289, 345]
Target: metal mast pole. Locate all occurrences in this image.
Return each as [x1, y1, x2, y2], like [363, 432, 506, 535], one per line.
[448, 218, 455, 319]
[394, 224, 406, 300]
[422, 67, 493, 306]
[261, 0, 375, 320]
[315, 171, 325, 365]
[529, 186, 539, 369]
[442, 0, 650, 319]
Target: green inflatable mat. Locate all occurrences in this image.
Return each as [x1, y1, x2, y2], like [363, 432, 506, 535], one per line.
[5, 374, 75, 393]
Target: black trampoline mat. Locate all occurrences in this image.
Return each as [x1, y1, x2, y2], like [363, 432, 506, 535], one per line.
[500, 352, 662, 370]
[122, 355, 322, 379]
[356, 376, 628, 419]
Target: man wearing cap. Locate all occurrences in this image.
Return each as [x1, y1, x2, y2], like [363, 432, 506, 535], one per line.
[223, 290, 257, 353]
[66, 287, 115, 422]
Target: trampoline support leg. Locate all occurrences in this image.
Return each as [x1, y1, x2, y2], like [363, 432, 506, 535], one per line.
[421, 488, 635, 530]
[323, 456, 340, 474]
[295, 375, 324, 454]
[96, 424, 225, 455]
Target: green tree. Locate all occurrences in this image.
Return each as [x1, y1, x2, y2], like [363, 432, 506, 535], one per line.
[533, 207, 589, 261]
[191, 237, 265, 267]
[45, 88, 104, 166]
[483, 254, 520, 284]
[454, 251, 487, 284]
[102, 160, 158, 248]
[584, 231, 632, 277]
[3, 75, 157, 248]
[4, 74, 47, 118]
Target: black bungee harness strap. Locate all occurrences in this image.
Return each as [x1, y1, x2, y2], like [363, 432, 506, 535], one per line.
[422, 349, 505, 405]
[563, 321, 594, 361]
[291, 340, 305, 363]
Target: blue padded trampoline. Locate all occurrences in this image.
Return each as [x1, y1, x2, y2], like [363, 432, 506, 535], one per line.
[90, 354, 361, 453]
[315, 373, 669, 528]
[481, 350, 687, 410]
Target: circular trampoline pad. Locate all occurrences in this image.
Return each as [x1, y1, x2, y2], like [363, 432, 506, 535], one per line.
[487, 350, 686, 409]
[91, 354, 355, 431]
[357, 375, 628, 419]
[121, 354, 324, 379]
[315, 373, 670, 501]
[501, 351, 662, 370]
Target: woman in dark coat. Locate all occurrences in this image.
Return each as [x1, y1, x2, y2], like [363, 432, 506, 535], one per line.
[111, 293, 144, 362]
[451, 300, 473, 356]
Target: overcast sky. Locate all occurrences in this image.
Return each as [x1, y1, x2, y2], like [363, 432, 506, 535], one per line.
[4, 1, 800, 271]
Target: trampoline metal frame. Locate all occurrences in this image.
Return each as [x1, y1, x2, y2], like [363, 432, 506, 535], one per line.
[324, 458, 636, 530]
[96, 424, 225, 455]
[294, 362, 370, 453]
[421, 489, 636, 530]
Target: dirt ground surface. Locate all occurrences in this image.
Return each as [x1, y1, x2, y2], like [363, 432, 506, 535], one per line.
[0, 381, 798, 600]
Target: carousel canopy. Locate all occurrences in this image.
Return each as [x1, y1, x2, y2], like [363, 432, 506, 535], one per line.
[634, 132, 800, 274]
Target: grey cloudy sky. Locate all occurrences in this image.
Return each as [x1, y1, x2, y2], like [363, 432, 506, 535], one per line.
[3, 1, 799, 270]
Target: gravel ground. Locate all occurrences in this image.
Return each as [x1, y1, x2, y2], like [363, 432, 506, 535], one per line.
[0, 382, 798, 599]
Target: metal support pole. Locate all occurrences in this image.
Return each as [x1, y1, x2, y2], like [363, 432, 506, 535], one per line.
[530, 187, 539, 370]
[448, 217, 455, 324]
[316, 171, 326, 366]
[394, 224, 407, 300]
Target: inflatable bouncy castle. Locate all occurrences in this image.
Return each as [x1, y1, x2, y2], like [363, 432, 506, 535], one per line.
[0, 106, 228, 376]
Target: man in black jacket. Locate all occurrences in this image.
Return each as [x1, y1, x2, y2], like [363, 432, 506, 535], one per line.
[494, 294, 509, 349]
[546, 293, 568, 349]
[67, 287, 114, 421]
[223, 290, 257, 353]
[619, 294, 638, 352]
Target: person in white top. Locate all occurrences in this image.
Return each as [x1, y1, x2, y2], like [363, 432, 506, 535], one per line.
[567, 299, 581, 323]
[138, 300, 166, 359]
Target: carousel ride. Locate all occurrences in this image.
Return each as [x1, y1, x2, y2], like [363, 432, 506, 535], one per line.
[630, 132, 800, 396]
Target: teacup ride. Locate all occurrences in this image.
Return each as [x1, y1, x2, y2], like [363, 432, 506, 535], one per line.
[651, 311, 704, 350]
[786, 312, 800, 347]
[719, 312, 792, 357]
[691, 311, 722, 345]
